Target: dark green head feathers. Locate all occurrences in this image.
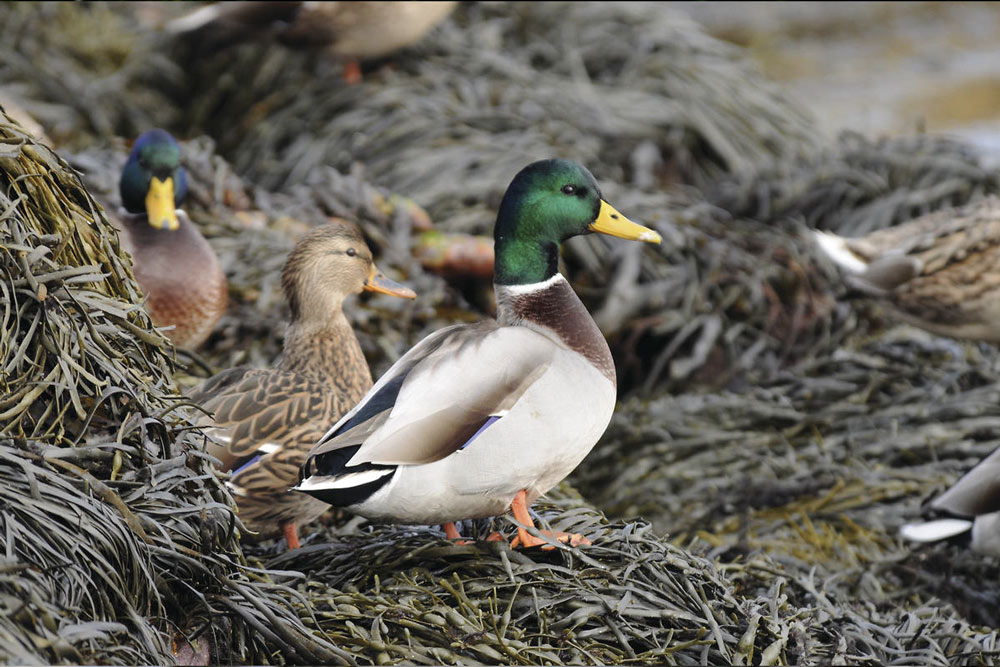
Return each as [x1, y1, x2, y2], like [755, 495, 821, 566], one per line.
[119, 129, 189, 231]
[493, 159, 661, 285]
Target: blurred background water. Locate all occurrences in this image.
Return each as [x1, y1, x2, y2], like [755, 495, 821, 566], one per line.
[669, 1, 1000, 165]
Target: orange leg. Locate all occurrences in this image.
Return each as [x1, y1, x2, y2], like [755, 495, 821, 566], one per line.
[443, 523, 505, 543]
[509, 490, 592, 549]
[443, 521, 474, 545]
[282, 521, 301, 550]
[342, 59, 363, 84]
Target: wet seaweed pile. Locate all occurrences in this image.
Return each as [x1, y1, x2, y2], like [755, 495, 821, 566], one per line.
[4, 1, 1000, 665]
[177, 2, 820, 193]
[0, 3, 178, 149]
[713, 131, 1000, 236]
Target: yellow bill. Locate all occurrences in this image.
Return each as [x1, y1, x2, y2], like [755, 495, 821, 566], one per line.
[589, 200, 661, 244]
[364, 264, 416, 299]
[146, 177, 179, 231]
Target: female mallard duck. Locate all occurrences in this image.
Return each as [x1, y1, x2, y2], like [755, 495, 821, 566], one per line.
[167, 1, 456, 82]
[813, 196, 1000, 342]
[901, 446, 1000, 555]
[296, 159, 662, 548]
[115, 129, 228, 349]
[188, 223, 415, 549]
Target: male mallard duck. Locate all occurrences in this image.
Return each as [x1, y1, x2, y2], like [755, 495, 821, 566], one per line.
[296, 159, 662, 548]
[189, 223, 415, 549]
[115, 129, 228, 349]
[901, 446, 1000, 555]
[166, 1, 456, 82]
[812, 196, 1000, 342]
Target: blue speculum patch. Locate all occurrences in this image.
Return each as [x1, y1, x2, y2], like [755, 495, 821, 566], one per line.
[232, 454, 261, 477]
[460, 415, 501, 450]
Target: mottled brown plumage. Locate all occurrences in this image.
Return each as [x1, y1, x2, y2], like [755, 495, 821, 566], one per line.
[188, 222, 414, 545]
[814, 196, 1000, 342]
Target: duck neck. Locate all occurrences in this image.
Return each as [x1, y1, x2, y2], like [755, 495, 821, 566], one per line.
[493, 237, 559, 286]
[279, 307, 372, 398]
[495, 274, 616, 385]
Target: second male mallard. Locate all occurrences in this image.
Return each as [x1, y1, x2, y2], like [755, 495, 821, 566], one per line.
[813, 196, 1000, 342]
[189, 223, 415, 548]
[115, 129, 228, 349]
[297, 159, 662, 548]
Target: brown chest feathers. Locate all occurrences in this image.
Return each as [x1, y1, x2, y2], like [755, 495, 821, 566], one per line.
[496, 275, 616, 385]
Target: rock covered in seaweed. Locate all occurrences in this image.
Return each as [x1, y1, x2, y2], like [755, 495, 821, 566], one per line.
[0, 110, 344, 665]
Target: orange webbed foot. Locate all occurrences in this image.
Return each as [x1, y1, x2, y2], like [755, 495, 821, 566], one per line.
[508, 489, 591, 550]
[510, 529, 591, 550]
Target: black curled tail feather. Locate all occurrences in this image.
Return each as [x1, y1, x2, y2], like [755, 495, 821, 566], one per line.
[297, 444, 397, 507]
[299, 468, 397, 507]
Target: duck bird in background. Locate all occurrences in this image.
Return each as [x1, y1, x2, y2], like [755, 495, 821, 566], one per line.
[166, 1, 457, 83]
[115, 129, 228, 349]
[812, 196, 1000, 343]
[296, 159, 662, 548]
[188, 223, 415, 549]
[901, 445, 1000, 555]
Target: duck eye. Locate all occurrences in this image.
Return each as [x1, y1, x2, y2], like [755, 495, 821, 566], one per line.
[346, 248, 357, 257]
[561, 185, 577, 195]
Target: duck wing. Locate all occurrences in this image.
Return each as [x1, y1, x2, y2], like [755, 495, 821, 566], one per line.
[930, 445, 1000, 517]
[838, 198, 1000, 293]
[301, 321, 555, 479]
[190, 366, 339, 474]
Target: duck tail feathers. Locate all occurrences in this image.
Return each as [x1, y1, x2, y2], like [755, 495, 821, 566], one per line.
[294, 455, 396, 508]
[813, 230, 867, 274]
[899, 517, 973, 544]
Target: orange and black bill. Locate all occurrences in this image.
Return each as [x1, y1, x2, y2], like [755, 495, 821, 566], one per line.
[364, 264, 417, 298]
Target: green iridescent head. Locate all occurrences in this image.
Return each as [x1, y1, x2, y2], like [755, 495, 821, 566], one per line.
[493, 159, 661, 285]
[119, 129, 188, 231]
